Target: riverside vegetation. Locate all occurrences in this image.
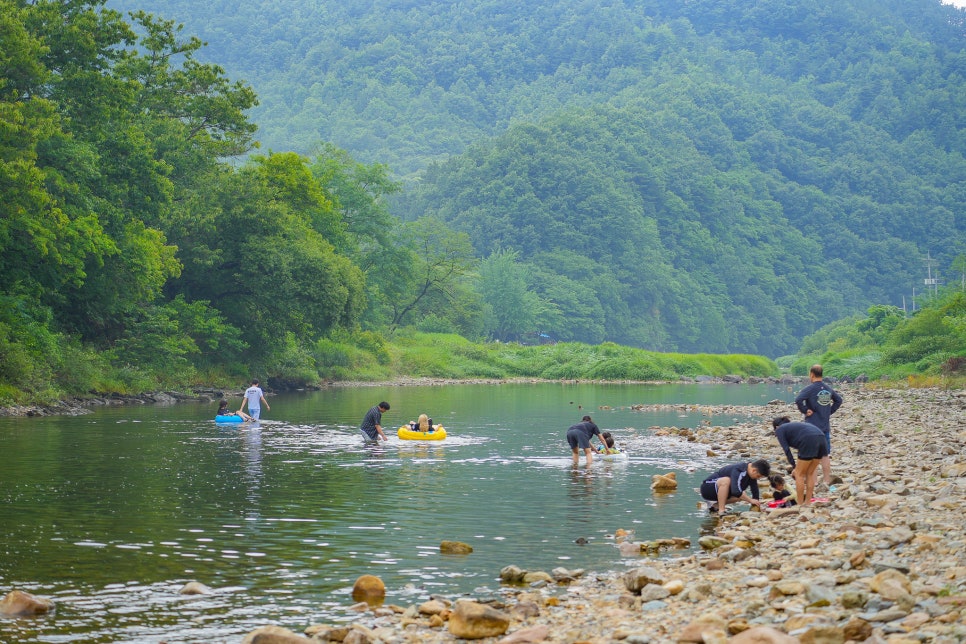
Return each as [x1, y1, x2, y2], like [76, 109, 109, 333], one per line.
[4, 289, 966, 411]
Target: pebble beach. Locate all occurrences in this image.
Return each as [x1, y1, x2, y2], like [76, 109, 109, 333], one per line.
[238, 384, 966, 644]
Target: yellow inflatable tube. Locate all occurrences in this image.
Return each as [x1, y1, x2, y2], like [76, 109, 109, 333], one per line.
[397, 425, 447, 440]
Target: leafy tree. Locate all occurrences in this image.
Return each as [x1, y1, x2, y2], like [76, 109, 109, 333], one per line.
[389, 217, 477, 331]
[0, 1, 114, 302]
[951, 253, 966, 292]
[167, 152, 366, 363]
[855, 305, 905, 344]
[309, 143, 406, 330]
[119, 10, 259, 161]
[478, 249, 542, 342]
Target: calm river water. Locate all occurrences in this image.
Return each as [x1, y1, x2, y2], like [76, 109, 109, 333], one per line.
[0, 382, 793, 643]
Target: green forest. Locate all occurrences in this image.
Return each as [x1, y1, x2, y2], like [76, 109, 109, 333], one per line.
[2, 0, 965, 404]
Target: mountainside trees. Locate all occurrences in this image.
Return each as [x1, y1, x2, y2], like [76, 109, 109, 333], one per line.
[102, 0, 966, 356]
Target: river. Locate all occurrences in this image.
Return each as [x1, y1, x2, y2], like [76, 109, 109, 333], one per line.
[0, 381, 794, 642]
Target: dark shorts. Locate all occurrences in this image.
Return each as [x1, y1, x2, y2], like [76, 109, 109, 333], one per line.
[700, 480, 720, 501]
[567, 429, 591, 449]
[797, 432, 830, 461]
[823, 430, 831, 453]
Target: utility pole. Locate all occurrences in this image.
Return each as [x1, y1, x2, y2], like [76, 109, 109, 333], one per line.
[923, 251, 939, 298]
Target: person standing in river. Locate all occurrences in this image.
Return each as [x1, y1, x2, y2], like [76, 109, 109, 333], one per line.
[360, 401, 390, 443]
[566, 415, 607, 466]
[794, 364, 843, 491]
[240, 378, 270, 421]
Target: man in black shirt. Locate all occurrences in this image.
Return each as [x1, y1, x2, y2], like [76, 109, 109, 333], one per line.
[700, 459, 771, 514]
[360, 401, 390, 442]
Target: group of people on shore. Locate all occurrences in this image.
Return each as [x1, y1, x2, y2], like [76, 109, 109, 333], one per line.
[561, 364, 844, 515]
[699, 364, 843, 514]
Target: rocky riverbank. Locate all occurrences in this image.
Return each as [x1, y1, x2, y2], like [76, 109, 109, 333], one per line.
[0, 389, 228, 417]
[240, 385, 966, 644]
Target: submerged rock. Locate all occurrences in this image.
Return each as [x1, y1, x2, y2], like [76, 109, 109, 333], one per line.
[440, 540, 473, 554]
[0, 590, 54, 616]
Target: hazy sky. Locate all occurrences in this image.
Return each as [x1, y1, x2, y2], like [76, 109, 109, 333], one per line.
[945, 0, 966, 7]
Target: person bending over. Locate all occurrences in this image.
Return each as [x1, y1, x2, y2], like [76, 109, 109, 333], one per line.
[772, 416, 830, 506]
[360, 401, 390, 443]
[566, 415, 607, 466]
[700, 459, 771, 514]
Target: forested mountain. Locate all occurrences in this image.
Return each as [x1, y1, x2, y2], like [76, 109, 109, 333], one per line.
[4, 1, 965, 405]
[104, 0, 966, 355]
[105, 0, 966, 175]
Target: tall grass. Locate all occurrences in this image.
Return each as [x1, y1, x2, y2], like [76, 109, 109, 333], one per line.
[334, 333, 780, 382]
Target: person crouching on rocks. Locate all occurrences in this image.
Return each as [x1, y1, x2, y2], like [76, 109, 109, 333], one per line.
[699, 459, 771, 514]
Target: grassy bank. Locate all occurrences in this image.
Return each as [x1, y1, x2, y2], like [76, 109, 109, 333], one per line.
[317, 330, 779, 383]
[0, 330, 779, 407]
[6, 325, 966, 412]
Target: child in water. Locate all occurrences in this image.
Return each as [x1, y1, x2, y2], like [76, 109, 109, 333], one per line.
[408, 413, 435, 432]
[769, 474, 795, 508]
[597, 431, 623, 454]
[217, 399, 253, 421]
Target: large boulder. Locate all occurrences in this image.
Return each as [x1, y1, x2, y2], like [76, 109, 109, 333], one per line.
[447, 600, 510, 639]
[622, 566, 665, 594]
[650, 472, 678, 490]
[351, 574, 385, 603]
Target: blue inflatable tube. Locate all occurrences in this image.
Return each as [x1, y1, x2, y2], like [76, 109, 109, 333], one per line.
[215, 414, 244, 423]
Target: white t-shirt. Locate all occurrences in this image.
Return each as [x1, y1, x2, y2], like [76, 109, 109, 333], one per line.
[244, 386, 263, 408]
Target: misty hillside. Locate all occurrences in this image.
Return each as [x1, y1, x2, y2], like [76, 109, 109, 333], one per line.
[104, 0, 966, 354]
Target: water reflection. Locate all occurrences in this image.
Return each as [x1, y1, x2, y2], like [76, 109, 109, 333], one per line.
[566, 466, 596, 523]
[243, 425, 263, 514]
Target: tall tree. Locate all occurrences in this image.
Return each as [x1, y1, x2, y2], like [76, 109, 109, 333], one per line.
[389, 217, 477, 331]
[478, 249, 543, 342]
[168, 152, 366, 361]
